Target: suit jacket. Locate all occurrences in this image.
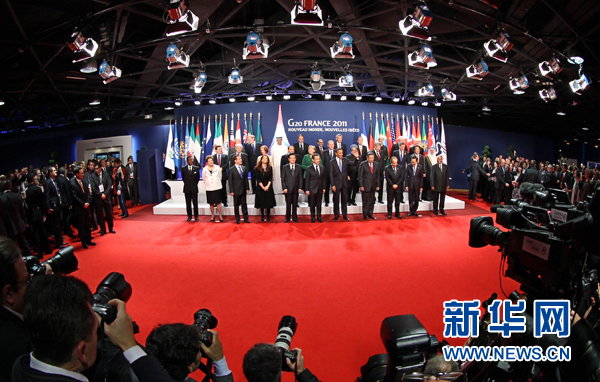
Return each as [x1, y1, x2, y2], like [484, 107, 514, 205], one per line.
[1, 306, 30, 382]
[90, 171, 113, 200]
[70, 177, 92, 215]
[281, 163, 303, 192]
[523, 168, 541, 184]
[356, 144, 368, 162]
[321, 149, 336, 175]
[245, 142, 262, 164]
[334, 142, 347, 155]
[305, 164, 326, 194]
[495, 166, 507, 190]
[358, 161, 380, 192]
[55, 175, 72, 207]
[405, 164, 424, 190]
[125, 163, 138, 182]
[280, 153, 297, 172]
[380, 145, 389, 165]
[384, 164, 405, 190]
[229, 152, 249, 169]
[181, 165, 200, 194]
[293, 142, 309, 159]
[213, 153, 229, 175]
[369, 150, 385, 173]
[346, 154, 361, 180]
[25, 184, 46, 222]
[467, 159, 488, 181]
[44, 178, 61, 211]
[228, 146, 246, 156]
[0, 196, 6, 237]
[391, 149, 409, 168]
[315, 146, 325, 157]
[431, 163, 449, 192]
[559, 171, 574, 190]
[329, 157, 350, 188]
[228, 165, 249, 195]
[1, 191, 27, 236]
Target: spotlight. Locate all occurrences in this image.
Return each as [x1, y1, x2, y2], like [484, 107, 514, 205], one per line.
[339, 94, 346, 101]
[539, 57, 562, 79]
[283, 92, 291, 100]
[0, 96, 4, 106]
[399, 2, 432, 41]
[291, 0, 324, 26]
[174, 98, 183, 106]
[338, 72, 354, 87]
[228, 64, 243, 85]
[421, 100, 428, 106]
[330, 32, 355, 59]
[229, 96, 236, 103]
[441, 87, 456, 101]
[193, 71, 207, 93]
[557, 110, 566, 116]
[165, 0, 199, 36]
[310, 64, 325, 91]
[24, 119, 33, 123]
[434, 100, 442, 106]
[324, 92, 331, 100]
[248, 95, 255, 101]
[509, 74, 529, 92]
[98, 60, 121, 84]
[89, 99, 101, 106]
[166, 43, 190, 70]
[164, 106, 175, 110]
[567, 56, 584, 65]
[466, 59, 489, 80]
[194, 97, 201, 105]
[93, 117, 102, 121]
[68, 28, 99, 63]
[355, 93, 363, 101]
[243, 31, 269, 60]
[539, 87, 557, 102]
[482, 105, 491, 112]
[408, 44, 436, 69]
[416, 83, 434, 97]
[392, 95, 400, 102]
[209, 98, 216, 104]
[569, 73, 591, 95]
[265, 92, 273, 100]
[375, 95, 382, 101]
[80, 58, 98, 73]
[407, 99, 415, 105]
[484, 32, 513, 63]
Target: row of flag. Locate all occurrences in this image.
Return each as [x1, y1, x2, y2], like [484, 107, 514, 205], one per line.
[360, 112, 447, 164]
[165, 112, 264, 173]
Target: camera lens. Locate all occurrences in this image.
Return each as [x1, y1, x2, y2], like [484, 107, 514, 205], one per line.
[193, 309, 218, 330]
[275, 316, 297, 351]
[43, 246, 78, 275]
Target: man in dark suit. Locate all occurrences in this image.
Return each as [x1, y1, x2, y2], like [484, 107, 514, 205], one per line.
[281, 154, 303, 223]
[293, 134, 309, 160]
[430, 155, 450, 215]
[335, 134, 347, 155]
[358, 153, 380, 220]
[1, 180, 31, 258]
[56, 167, 74, 238]
[330, 148, 350, 220]
[377, 136, 389, 166]
[405, 155, 424, 217]
[423, 148, 437, 201]
[228, 154, 250, 224]
[90, 163, 115, 235]
[213, 146, 229, 207]
[315, 139, 325, 157]
[523, 159, 541, 184]
[356, 137, 368, 163]
[24, 174, 52, 257]
[245, 135, 262, 194]
[494, 158, 509, 205]
[391, 141, 409, 203]
[543, 164, 556, 190]
[83, 160, 98, 230]
[370, 143, 385, 204]
[228, 138, 246, 156]
[125, 156, 139, 206]
[384, 156, 405, 219]
[346, 145, 361, 206]
[321, 141, 336, 207]
[279, 145, 296, 172]
[305, 154, 326, 223]
[391, 138, 405, 154]
[70, 166, 95, 249]
[229, 144, 249, 169]
[181, 156, 200, 222]
[44, 166, 66, 249]
[464, 153, 489, 201]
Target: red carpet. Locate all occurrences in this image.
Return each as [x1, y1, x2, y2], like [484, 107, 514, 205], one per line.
[63, 192, 519, 381]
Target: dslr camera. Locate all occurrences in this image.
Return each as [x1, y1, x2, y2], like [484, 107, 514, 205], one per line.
[193, 308, 218, 349]
[275, 315, 298, 372]
[92, 272, 133, 325]
[23, 246, 78, 277]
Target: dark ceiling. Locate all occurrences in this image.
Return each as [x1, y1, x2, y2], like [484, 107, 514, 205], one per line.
[1, 0, 599, 143]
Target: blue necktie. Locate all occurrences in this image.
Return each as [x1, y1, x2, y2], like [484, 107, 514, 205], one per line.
[238, 166, 243, 178]
[338, 159, 342, 172]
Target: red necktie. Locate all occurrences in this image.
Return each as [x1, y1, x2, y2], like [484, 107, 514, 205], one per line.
[218, 156, 221, 166]
[370, 163, 373, 173]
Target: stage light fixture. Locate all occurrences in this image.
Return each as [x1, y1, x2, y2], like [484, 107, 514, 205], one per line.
[68, 28, 99, 63]
[408, 99, 415, 105]
[421, 100, 428, 106]
[466, 59, 489, 80]
[484, 32, 513, 63]
[164, 106, 175, 110]
[0, 97, 4, 106]
[174, 98, 182, 106]
[408, 44, 436, 69]
[569, 73, 591, 95]
[80, 58, 98, 73]
[509, 74, 529, 93]
[338, 72, 354, 87]
[194, 97, 201, 105]
[98, 60, 121, 84]
[355, 93, 362, 101]
[166, 43, 190, 70]
[434, 100, 442, 106]
[24, 119, 33, 123]
[392, 95, 400, 102]
[248, 95, 255, 101]
[229, 96, 236, 103]
[539, 57, 562, 79]
[330, 32, 355, 59]
[324, 92, 331, 100]
[93, 117, 102, 121]
[482, 105, 491, 112]
[283, 92, 291, 100]
[243, 31, 269, 60]
[416, 83, 434, 97]
[228, 63, 243, 85]
[539, 87, 557, 102]
[193, 71, 207, 93]
[441, 87, 456, 101]
[340, 94, 347, 101]
[209, 98, 216, 104]
[557, 110, 566, 116]
[291, 0, 324, 26]
[375, 95, 382, 101]
[399, 2, 432, 41]
[266, 92, 273, 100]
[310, 64, 325, 91]
[165, 0, 199, 36]
[89, 99, 101, 106]
[567, 56, 584, 65]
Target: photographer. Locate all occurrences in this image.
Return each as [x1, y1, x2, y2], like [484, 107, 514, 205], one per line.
[11, 274, 177, 382]
[242, 344, 321, 382]
[146, 323, 233, 382]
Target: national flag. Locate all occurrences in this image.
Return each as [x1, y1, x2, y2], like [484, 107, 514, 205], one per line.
[224, 114, 230, 151]
[390, 114, 396, 145]
[213, 114, 222, 150]
[427, 116, 434, 151]
[439, 118, 447, 164]
[243, 113, 248, 144]
[401, 114, 407, 141]
[415, 116, 421, 142]
[256, 112, 263, 143]
[204, 116, 214, 161]
[235, 113, 241, 142]
[361, 112, 368, 149]
[380, 115, 386, 144]
[269, 104, 290, 152]
[368, 113, 374, 150]
[188, 118, 195, 158]
[373, 113, 379, 143]
[249, 112, 254, 137]
[183, 117, 191, 158]
[395, 114, 401, 143]
[411, 115, 417, 148]
[385, 114, 393, 155]
[194, 118, 202, 165]
[165, 120, 175, 172]
[421, 115, 427, 145]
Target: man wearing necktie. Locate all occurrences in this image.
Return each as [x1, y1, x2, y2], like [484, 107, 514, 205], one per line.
[245, 135, 261, 194]
[358, 153, 380, 220]
[320, 140, 336, 207]
[405, 155, 424, 217]
[91, 163, 115, 234]
[44, 166, 66, 249]
[228, 155, 250, 224]
[281, 154, 303, 222]
[391, 141, 408, 204]
[335, 134, 347, 155]
[125, 156, 139, 207]
[430, 155, 450, 216]
[384, 157, 405, 219]
[330, 148, 350, 220]
[356, 137, 368, 162]
[369, 142, 386, 204]
[293, 134, 309, 162]
[181, 156, 200, 222]
[305, 154, 326, 223]
[69, 166, 95, 248]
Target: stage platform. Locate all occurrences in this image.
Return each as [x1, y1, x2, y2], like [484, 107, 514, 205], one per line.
[154, 180, 465, 216]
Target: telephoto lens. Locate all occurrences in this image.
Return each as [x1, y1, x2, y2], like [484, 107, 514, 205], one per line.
[193, 309, 218, 348]
[92, 272, 132, 324]
[23, 246, 79, 277]
[275, 316, 298, 372]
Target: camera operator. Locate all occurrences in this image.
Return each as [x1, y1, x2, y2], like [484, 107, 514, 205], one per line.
[146, 323, 233, 382]
[242, 344, 321, 382]
[11, 274, 177, 382]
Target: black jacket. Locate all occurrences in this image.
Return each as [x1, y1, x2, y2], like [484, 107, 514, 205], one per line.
[329, 157, 350, 189]
[90, 171, 113, 200]
[69, 177, 92, 215]
[228, 165, 249, 195]
[293, 142, 309, 159]
[0, 307, 30, 382]
[431, 163, 449, 192]
[281, 163, 303, 192]
[1, 191, 27, 236]
[405, 163, 424, 190]
[181, 165, 200, 194]
[25, 184, 46, 222]
[358, 161, 380, 192]
[466, 159, 487, 181]
[305, 164, 326, 194]
[55, 175, 72, 207]
[384, 164, 405, 191]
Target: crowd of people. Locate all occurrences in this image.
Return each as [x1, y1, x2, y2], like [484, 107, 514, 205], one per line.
[464, 152, 599, 205]
[180, 133, 450, 224]
[0, 156, 140, 258]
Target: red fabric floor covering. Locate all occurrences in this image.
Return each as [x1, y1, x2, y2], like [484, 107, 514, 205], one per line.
[67, 192, 519, 381]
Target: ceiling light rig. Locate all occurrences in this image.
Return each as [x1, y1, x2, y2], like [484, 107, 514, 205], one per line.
[68, 27, 99, 63]
[243, 31, 269, 60]
[166, 43, 190, 70]
[408, 43, 437, 69]
[569, 61, 592, 95]
[484, 31, 513, 63]
[509, 73, 529, 94]
[193, 69, 207, 93]
[416, 83, 435, 97]
[338, 71, 354, 88]
[330, 31, 355, 59]
[399, 2, 432, 41]
[291, 0, 324, 26]
[539, 56, 562, 79]
[441, 87, 456, 101]
[539, 87, 557, 102]
[466, 59, 489, 80]
[165, 0, 199, 36]
[310, 62, 325, 91]
[98, 59, 121, 84]
[228, 60, 243, 85]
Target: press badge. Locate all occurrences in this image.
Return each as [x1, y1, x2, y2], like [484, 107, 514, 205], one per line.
[99, 184, 104, 193]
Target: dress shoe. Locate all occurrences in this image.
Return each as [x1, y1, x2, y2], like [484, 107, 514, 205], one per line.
[244, 219, 250, 223]
[285, 219, 290, 223]
[82, 243, 88, 249]
[317, 217, 323, 223]
[119, 214, 125, 217]
[334, 216, 339, 220]
[236, 220, 241, 224]
[368, 215, 376, 220]
[388, 214, 392, 219]
[195, 217, 199, 221]
[311, 217, 315, 223]
[352, 202, 357, 206]
[395, 213, 402, 219]
[325, 203, 329, 207]
[343, 216, 350, 221]
[122, 214, 129, 218]
[347, 202, 352, 206]
[293, 218, 298, 223]
[109, 229, 116, 234]
[472, 198, 479, 202]
[433, 211, 439, 215]
[100, 231, 106, 236]
[440, 211, 447, 215]
[87, 241, 96, 246]
[187, 217, 192, 222]
[210, 217, 215, 222]
[363, 216, 368, 220]
[223, 204, 228, 207]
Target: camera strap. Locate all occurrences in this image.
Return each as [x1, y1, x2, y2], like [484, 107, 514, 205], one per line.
[198, 359, 212, 382]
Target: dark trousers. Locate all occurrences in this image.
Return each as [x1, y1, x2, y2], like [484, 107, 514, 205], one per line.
[61, 206, 73, 235]
[408, 187, 420, 214]
[47, 208, 63, 248]
[185, 192, 199, 219]
[28, 218, 51, 255]
[468, 179, 479, 200]
[118, 192, 128, 216]
[433, 190, 446, 213]
[387, 187, 402, 215]
[494, 187, 504, 205]
[505, 186, 514, 204]
[285, 191, 299, 220]
[220, 176, 228, 206]
[309, 191, 323, 219]
[11, 232, 32, 257]
[423, 177, 433, 201]
[233, 193, 248, 222]
[376, 176, 384, 202]
[127, 179, 139, 205]
[89, 200, 98, 230]
[362, 189, 376, 218]
[250, 169, 258, 193]
[332, 186, 348, 217]
[96, 198, 114, 232]
[348, 179, 359, 203]
[323, 177, 331, 204]
[73, 210, 91, 244]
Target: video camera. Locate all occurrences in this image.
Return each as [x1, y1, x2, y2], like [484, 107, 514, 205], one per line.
[275, 315, 298, 372]
[23, 246, 78, 276]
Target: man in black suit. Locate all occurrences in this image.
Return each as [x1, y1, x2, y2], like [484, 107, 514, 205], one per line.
[70, 166, 95, 249]
[335, 134, 347, 155]
[464, 153, 489, 201]
[430, 155, 450, 215]
[281, 154, 303, 223]
[321, 140, 336, 207]
[1, 180, 31, 258]
[356, 137, 368, 162]
[279, 145, 296, 172]
[391, 141, 409, 203]
[384, 156, 405, 219]
[229, 144, 249, 169]
[56, 167, 75, 238]
[228, 154, 250, 224]
[391, 138, 404, 154]
[369, 142, 385, 204]
[44, 167, 66, 249]
[228, 138, 246, 156]
[377, 136, 389, 166]
[330, 148, 350, 220]
[315, 139, 325, 157]
[358, 153, 380, 220]
[305, 154, 326, 223]
[405, 155, 424, 217]
[181, 156, 200, 222]
[11, 274, 178, 382]
[24, 174, 52, 257]
[245, 135, 262, 194]
[346, 145, 361, 206]
[543, 164, 556, 190]
[494, 158, 509, 205]
[523, 159, 541, 184]
[559, 164, 573, 193]
[90, 163, 115, 235]
[213, 146, 229, 207]
[293, 134, 309, 160]
[125, 156, 139, 206]
[83, 160, 98, 230]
